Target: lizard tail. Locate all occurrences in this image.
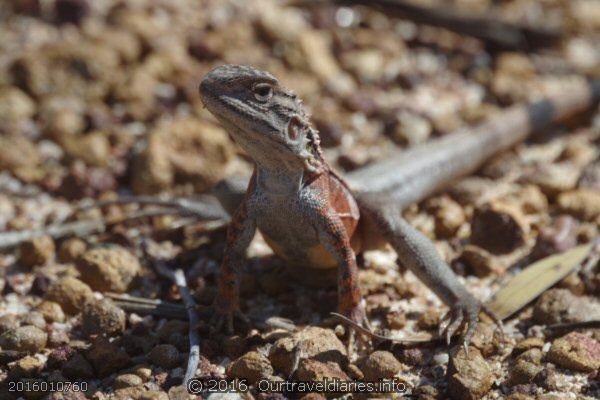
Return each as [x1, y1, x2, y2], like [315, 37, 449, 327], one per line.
[347, 78, 600, 208]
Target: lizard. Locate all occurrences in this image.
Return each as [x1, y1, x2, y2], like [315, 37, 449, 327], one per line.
[199, 64, 600, 349]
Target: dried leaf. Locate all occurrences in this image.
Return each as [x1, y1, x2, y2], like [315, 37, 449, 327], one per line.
[486, 244, 593, 320]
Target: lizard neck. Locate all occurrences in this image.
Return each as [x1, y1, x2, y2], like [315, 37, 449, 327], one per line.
[255, 163, 305, 195]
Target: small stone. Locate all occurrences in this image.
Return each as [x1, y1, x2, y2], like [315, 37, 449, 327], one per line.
[222, 335, 249, 360]
[508, 360, 542, 386]
[139, 391, 169, 400]
[269, 327, 347, 376]
[469, 323, 498, 357]
[295, 359, 350, 397]
[533, 289, 600, 325]
[131, 118, 234, 194]
[57, 238, 87, 263]
[149, 344, 180, 369]
[357, 351, 402, 381]
[21, 312, 46, 330]
[447, 346, 492, 400]
[54, 0, 90, 25]
[0, 350, 26, 366]
[417, 309, 441, 330]
[76, 245, 141, 292]
[513, 338, 545, 355]
[8, 355, 43, 379]
[0, 314, 19, 334]
[521, 163, 580, 196]
[85, 337, 131, 377]
[47, 345, 77, 369]
[517, 348, 543, 365]
[532, 215, 578, 259]
[397, 348, 427, 367]
[167, 385, 195, 400]
[390, 111, 432, 146]
[546, 332, 600, 372]
[470, 201, 528, 254]
[386, 312, 407, 329]
[432, 197, 466, 238]
[460, 245, 503, 277]
[18, 236, 55, 267]
[113, 373, 143, 389]
[80, 298, 126, 337]
[44, 276, 94, 314]
[0, 87, 35, 122]
[0, 325, 47, 353]
[578, 161, 600, 189]
[36, 301, 65, 324]
[62, 353, 94, 379]
[557, 189, 600, 221]
[226, 351, 274, 384]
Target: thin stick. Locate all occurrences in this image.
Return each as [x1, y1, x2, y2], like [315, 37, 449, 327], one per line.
[330, 312, 434, 343]
[150, 255, 201, 384]
[292, 0, 561, 51]
[80, 195, 229, 220]
[173, 269, 201, 385]
[0, 219, 106, 250]
[545, 320, 600, 331]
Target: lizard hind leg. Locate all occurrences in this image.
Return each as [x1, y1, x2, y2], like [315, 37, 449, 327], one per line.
[357, 194, 485, 349]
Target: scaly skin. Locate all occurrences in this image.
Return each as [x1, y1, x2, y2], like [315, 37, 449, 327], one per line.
[199, 64, 600, 348]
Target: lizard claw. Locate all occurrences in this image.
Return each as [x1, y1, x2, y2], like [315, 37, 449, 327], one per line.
[210, 300, 249, 334]
[439, 297, 480, 348]
[338, 305, 371, 356]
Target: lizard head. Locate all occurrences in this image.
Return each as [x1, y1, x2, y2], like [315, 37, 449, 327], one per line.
[199, 64, 324, 174]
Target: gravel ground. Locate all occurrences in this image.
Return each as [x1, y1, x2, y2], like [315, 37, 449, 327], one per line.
[0, 0, 599, 399]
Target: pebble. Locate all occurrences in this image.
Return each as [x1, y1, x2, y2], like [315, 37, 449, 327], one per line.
[8, 355, 44, 379]
[21, 312, 46, 330]
[226, 351, 274, 384]
[36, 301, 66, 323]
[269, 327, 347, 376]
[62, 353, 94, 379]
[295, 359, 350, 391]
[433, 352, 449, 365]
[513, 338, 545, 355]
[357, 351, 402, 381]
[0, 325, 47, 353]
[546, 332, 600, 372]
[131, 118, 234, 194]
[0, 314, 19, 334]
[80, 298, 126, 337]
[470, 201, 528, 254]
[85, 337, 131, 377]
[139, 391, 169, 400]
[44, 276, 94, 314]
[532, 215, 578, 259]
[113, 373, 144, 389]
[460, 245, 503, 277]
[520, 163, 580, 196]
[18, 236, 55, 267]
[557, 189, 600, 221]
[76, 245, 141, 292]
[447, 346, 492, 400]
[532, 288, 600, 325]
[148, 344, 180, 369]
[57, 238, 87, 263]
[508, 359, 542, 386]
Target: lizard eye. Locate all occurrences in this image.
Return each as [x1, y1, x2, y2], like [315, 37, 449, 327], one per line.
[252, 83, 273, 102]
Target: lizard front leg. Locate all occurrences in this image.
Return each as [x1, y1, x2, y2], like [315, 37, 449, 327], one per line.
[310, 203, 368, 347]
[359, 195, 489, 348]
[212, 197, 256, 333]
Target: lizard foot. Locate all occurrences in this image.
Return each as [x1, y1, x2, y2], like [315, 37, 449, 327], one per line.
[438, 297, 480, 352]
[339, 304, 371, 356]
[210, 300, 249, 334]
